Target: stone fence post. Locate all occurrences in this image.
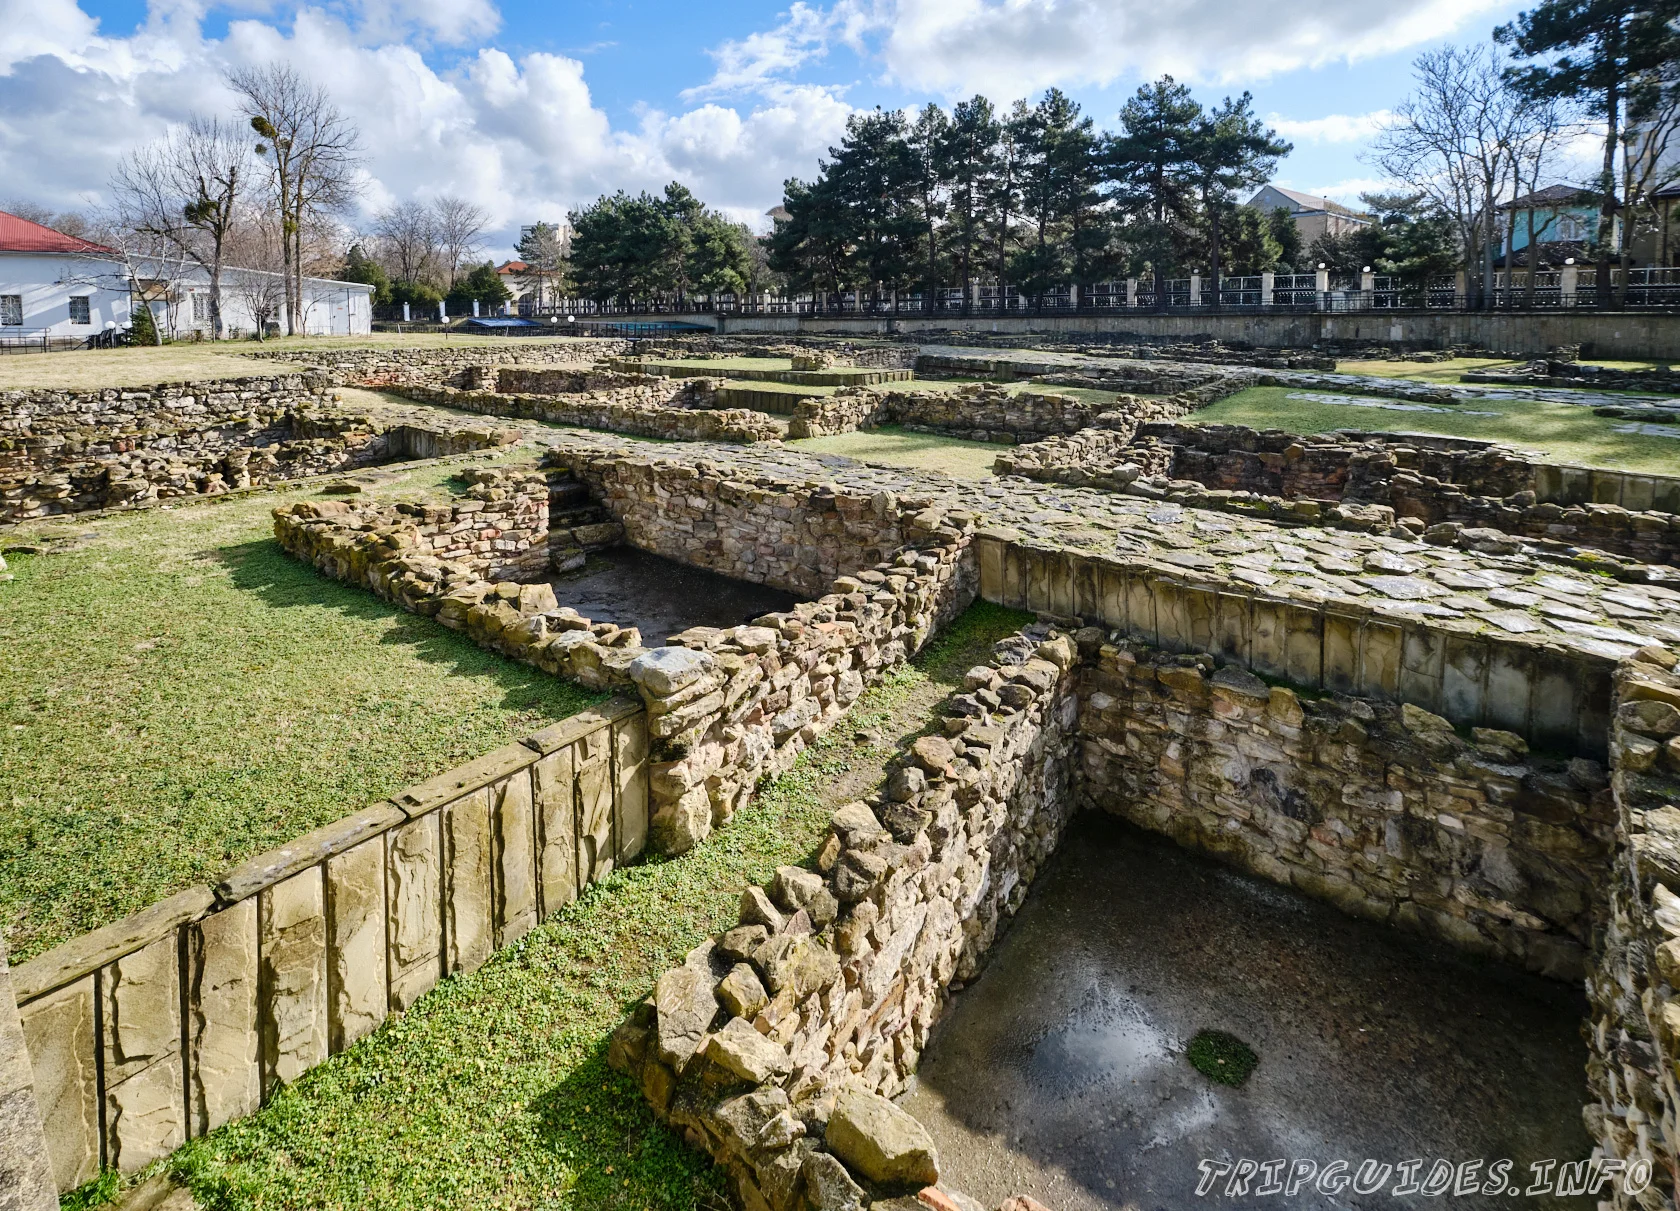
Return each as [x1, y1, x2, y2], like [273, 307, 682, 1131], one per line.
[1260, 271, 1274, 307]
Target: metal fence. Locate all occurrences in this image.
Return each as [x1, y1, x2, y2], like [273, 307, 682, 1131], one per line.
[522, 268, 1680, 319]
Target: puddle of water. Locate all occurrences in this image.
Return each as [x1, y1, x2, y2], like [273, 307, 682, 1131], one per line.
[545, 545, 799, 644]
[900, 814, 1593, 1211]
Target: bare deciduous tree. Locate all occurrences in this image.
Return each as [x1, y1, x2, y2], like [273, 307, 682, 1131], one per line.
[228, 65, 361, 336]
[372, 199, 439, 285]
[1371, 45, 1556, 307]
[431, 196, 487, 288]
[110, 117, 252, 338]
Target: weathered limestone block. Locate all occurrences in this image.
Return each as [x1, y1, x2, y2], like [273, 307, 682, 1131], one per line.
[534, 747, 578, 916]
[18, 978, 98, 1190]
[443, 790, 493, 975]
[387, 814, 442, 1011]
[259, 869, 327, 1096]
[325, 837, 388, 1052]
[825, 1085, 940, 1187]
[188, 898, 259, 1136]
[104, 1052, 182, 1174]
[493, 771, 538, 948]
[575, 726, 615, 884]
[100, 935, 183, 1171]
[615, 714, 651, 864]
[0, 944, 56, 1210]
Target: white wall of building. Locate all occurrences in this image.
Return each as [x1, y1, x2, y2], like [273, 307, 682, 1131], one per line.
[0, 252, 131, 338]
[160, 271, 374, 337]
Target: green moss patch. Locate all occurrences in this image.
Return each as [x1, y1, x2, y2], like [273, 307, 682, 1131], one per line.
[1187, 1029, 1259, 1087]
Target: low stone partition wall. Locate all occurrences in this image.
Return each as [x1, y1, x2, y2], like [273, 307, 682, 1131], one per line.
[608, 629, 1081, 1211]
[913, 350, 1250, 396]
[1077, 641, 1611, 977]
[997, 421, 1680, 568]
[389, 381, 785, 444]
[277, 465, 558, 582]
[1585, 649, 1680, 1207]
[276, 448, 981, 853]
[786, 383, 1196, 444]
[9, 697, 649, 1192]
[254, 340, 623, 386]
[492, 366, 653, 395]
[0, 376, 523, 526]
[1467, 358, 1680, 395]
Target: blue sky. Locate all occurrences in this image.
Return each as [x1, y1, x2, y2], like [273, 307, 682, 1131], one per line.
[2, 0, 1548, 257]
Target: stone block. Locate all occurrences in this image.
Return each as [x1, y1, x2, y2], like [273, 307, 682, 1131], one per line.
[575, 725, 615, 885]
[976, 535, 1005, 603]
[1248, 596, 1286, 678]
[386, 814, 441, 1011]
[1484, 639, 1535, 735]
[187, 899, 258, 1137]
[1124, 570, 1156, 643]
[614, 714, 650, 865]
[1211, 591, 1250, 665]
[0, 944, 57, 1210]
[18, 977, 98, 1191]
[1000, 543, 1026, 610]
[1441, 633, 1488, 726]
[1023, 549, 1050, 614]
[1283, 604, 1324, 689]
[325, 837, 388, 1053]
[1398, 623, 1444, 713]
[1070, 555, 1099, 622]
[1322, 611, 1360, 695]
[104, 1052, 182, 1174]
[443, 789, 493, 976]
[100, 935, 179, 1088]
[1096, 563, 1128, 632]
[1357, 620, 1403, 701]
[534, 746, 578, 917]
[1531, 657, 1583, 756]
[260, 868, 327, 1097]
[493, 771, 539, 949]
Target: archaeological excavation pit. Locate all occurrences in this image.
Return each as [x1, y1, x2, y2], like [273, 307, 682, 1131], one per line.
[899, 815, 1593, 1211]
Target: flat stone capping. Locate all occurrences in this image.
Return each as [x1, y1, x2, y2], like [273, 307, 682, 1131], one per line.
[214, 803, 407, 905]
[523, 695, 643, 755]
[12, 887, 215, 1004]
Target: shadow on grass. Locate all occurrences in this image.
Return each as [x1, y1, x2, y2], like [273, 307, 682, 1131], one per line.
[214, 536, 605, 717]
[527, 1042, 729, 1211]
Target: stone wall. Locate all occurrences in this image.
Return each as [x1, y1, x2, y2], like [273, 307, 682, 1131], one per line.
[254, 340, 622, 385]
[996, 421, 1680, 567]
[1077, 641, 1610, 978]
[785, 384, 1196, 444]
[608, 628, 1082, 1211]
[12, 698, 649, 1193]
[973, 530, 1620, 756]
[390, 381, 786, 444]
[277, 466, 559, 582]
[0, 376, 521, 525]
[1583, 649, 1680, 1209]
[276, 451, 980, 855]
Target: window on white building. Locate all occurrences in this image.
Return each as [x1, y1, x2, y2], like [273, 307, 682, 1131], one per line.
[69, 296, 91, 324]
[1556, 215, 1584, 242]
[192, 293, 210, 323]
[0, 295, 21, 326]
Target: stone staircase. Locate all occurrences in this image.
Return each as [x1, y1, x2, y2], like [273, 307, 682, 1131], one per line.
[547, 470, 624, 571]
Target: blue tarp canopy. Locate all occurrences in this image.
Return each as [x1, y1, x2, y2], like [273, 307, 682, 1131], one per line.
[462, 317, 541, 329]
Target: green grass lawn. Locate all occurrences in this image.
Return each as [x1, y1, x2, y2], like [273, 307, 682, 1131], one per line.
[1194, 385, 1680, 474]
[1334, 356, 1673, 385]
[96, 602, 1032, 1211]
[790, 425, 1004, 478]
[648, 356, 794, 371]
[0, 456, 601, 964]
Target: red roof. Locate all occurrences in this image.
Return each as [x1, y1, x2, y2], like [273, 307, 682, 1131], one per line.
[0, 209, 117, 254]
[496, 260, 530, 274]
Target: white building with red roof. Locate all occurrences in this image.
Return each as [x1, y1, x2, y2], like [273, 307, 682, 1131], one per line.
[0, 209, 132, 342]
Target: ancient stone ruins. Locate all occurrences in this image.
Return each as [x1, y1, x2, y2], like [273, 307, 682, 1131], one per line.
[4, 333, 1680, 1211]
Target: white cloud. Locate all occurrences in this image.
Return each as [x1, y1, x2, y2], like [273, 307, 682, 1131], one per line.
[1296, 176, 1401, 206]
[1268, 110, 1393, 145]
[696, 0, 1510, 100]
[0, 0, 855, 253]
